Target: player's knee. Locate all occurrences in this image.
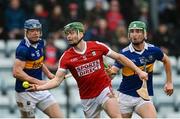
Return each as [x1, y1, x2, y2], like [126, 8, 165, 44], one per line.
[43, 103, 63, 118]
[111, 113, 122, 118]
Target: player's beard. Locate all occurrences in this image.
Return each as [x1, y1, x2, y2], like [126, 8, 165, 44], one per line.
[131, 38, 145, 45]
[29, 40, 39, 44]
[69, 36, 83, 47]
[29, 38, 40, 44]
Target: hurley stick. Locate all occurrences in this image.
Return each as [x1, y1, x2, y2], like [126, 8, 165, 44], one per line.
[136, 62, 150, 100]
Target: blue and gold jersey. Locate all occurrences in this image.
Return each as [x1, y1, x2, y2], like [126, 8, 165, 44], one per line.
[15, 38, 45, 92]
[114, 42, 164, 97]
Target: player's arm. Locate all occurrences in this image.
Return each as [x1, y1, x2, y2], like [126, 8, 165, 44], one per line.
[13, 59, 46, 85]
[161, 53, 173, 96]
[28, 70, 66, 91]
[42, 63, 55, 79]
[108, 50, 148, 80]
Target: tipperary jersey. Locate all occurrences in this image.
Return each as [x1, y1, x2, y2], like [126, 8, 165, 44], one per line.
[15, 38, 45, 92]
[58, 41, 112, 99]
[114, 42, 164, 97]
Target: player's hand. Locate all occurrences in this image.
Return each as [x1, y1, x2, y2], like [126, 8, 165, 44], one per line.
[26, 84, 39, 92]
[105, 65, 116, 77]
[26, 80, 48, 92]
[138, 70, 148, 81]
[164, 82, 174, 96]
[105, 64, 112, 76]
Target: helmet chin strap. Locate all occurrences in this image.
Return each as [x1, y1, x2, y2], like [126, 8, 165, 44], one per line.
[70, 30, 83, 47]
[70, 36, 83, 47]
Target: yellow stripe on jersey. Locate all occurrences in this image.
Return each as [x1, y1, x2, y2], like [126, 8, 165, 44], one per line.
[122, 63, 154, 77]
[25, 56, 44, 69]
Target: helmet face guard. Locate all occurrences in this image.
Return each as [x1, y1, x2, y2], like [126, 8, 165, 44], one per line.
[128, 21, 147, 39]
[64, 22, 84, 35]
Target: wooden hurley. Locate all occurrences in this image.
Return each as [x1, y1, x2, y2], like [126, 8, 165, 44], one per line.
[136, 62, 150, 100]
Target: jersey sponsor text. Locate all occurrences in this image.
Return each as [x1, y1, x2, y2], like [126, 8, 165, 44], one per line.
[75, 60, 101, 77]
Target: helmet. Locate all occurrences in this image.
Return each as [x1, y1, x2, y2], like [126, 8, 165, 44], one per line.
[128, 21, 147, 39]
[24, 19, 42, 29]
[128, 21, 146, 33]
[64, 22, 84, 34]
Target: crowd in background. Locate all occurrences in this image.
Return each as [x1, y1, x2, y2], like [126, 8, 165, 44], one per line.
[0, 0, 180, 57]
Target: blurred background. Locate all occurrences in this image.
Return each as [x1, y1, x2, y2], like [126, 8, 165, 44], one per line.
[0, 0, 180, 118]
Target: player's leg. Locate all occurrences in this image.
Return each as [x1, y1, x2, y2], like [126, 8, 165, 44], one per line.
[43, 103, 63, 118]
[118, 92, 136, 118]
[135, 99, 157, 118]
[37, 94, 63, 118]
[121, 113, 133, 118]
[135, 102, 157, 118]
[19, 110, 35, 118]
[99, 87, 122, 118]
[16, 92, 36, 118]
[103, 97, 122, 118]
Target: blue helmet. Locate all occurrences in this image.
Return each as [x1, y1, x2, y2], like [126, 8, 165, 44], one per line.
[24, 19, 42, 29]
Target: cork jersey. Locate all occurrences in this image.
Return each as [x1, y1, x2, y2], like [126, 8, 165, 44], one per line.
[59, 41, 112, 99]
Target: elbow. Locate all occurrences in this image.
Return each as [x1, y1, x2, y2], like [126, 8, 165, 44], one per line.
[163, 58, 170, 66]
[12, 70, 17, 78]
[12, 68, 19, 78]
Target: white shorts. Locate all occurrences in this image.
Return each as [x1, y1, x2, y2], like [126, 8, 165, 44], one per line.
[81, 86, 113, 118]
[118, 92, 153, 114]
[16, 90, 57, 117]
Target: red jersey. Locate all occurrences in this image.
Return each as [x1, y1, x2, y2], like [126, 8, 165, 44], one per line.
[59, 41, 112, 99]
